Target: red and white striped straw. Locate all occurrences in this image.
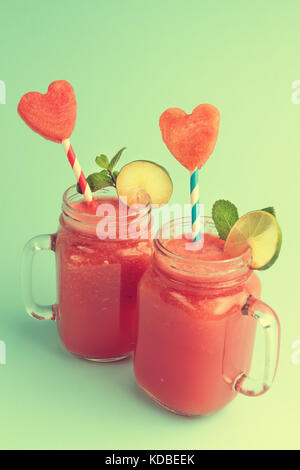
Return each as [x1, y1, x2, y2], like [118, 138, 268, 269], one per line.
[62, 139, 94, 203]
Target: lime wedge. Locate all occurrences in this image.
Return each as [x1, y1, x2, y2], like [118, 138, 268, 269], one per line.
[116, 160, 173, 206]
[224, 210, 282, 270]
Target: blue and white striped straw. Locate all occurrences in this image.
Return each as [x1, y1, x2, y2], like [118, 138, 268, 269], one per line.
[190, 167, 201, 242]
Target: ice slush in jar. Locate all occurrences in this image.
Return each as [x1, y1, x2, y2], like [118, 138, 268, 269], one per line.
[21, 185, 152, 361]
[134, 217, 280, 415]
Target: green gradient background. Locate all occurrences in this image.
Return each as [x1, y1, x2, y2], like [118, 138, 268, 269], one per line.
[0, 0, 299, 450]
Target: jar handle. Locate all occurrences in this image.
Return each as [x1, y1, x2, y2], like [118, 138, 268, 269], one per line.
[20, 234, 57, 321]
[233, 295, 280, 396]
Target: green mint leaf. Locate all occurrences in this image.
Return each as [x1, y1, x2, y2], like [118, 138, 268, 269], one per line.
[108, 147, 126, 171]
[261, 206, 276, 217]
[87, 172, 113, 192]
[212, 200, 239, 240]
[96, 155, 109, 169]
[77, 171, 113, 193]
[113, 170, 119, 181]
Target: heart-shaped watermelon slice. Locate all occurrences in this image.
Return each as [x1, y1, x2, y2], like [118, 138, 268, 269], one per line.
[159, 104, 220, 171]
[18, 80, 77, 143]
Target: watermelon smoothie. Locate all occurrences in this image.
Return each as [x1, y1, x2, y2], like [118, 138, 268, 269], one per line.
[134, 218, 262, 415]
[54, 186, 152, 361]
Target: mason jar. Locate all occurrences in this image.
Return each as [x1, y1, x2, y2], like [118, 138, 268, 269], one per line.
[134, 217, 280, 415]
[21, 185, 152, 362]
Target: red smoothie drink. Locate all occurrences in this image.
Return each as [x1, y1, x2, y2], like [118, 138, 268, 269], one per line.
[134, 218, 265, 415]
[54, 186, 152, 361]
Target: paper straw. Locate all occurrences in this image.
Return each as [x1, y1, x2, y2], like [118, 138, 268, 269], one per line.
[190, 167, 201, 242]
[62, 139, 94, 203]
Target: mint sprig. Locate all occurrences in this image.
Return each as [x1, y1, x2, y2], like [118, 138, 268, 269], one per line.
[108, 147, 126, 171]
[212, 200, 239, 240]
[212, 200, 277, 240]
[261, 206, 275, 217]
[85, 171, 112, 192]
[95, 155, 109, 169]
[77, 147, 126, 194]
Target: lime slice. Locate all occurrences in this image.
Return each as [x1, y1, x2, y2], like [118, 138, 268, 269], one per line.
[116, 160, 173, 206]
[224, 210, 282, 270]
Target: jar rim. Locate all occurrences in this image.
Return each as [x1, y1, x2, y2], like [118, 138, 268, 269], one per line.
[62, 184, 152, 225]
[154, 216, 252, 269]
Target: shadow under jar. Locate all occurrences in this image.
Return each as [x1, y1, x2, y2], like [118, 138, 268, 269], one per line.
[21, 185, 152, 362]
[134, 217, 280, 416]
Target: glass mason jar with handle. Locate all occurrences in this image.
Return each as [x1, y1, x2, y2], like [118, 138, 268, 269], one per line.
[134, 217, 280, 415]
[21, 185, 152, 362]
